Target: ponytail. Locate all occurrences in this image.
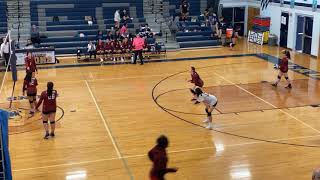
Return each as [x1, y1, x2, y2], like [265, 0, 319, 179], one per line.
[47, 82, 54, 97]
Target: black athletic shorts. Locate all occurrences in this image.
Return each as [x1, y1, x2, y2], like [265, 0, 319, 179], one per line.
[27, 92, 37, 97]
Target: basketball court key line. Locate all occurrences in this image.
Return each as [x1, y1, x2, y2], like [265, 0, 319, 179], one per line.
[211, 71, 320, 134]
[12, 134, 320, 172]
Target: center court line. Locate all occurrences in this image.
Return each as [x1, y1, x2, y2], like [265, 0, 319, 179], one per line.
[210, 71, 320, 134]
[12, 134, 320, 172]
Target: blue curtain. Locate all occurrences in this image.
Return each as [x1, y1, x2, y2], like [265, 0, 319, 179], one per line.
[0, 110, 12, 180]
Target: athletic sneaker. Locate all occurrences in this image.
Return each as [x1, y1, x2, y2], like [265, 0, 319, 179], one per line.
[191, 98, 197, 101]
[271, 83, 277, 87]
[285, 84, 292, 89]
[44, 132, 50, 139]
[206, 123, 213, 130]
[121, 58, 124, 62]
[50, 132, 55, 137]
[194, 101, 200, 104]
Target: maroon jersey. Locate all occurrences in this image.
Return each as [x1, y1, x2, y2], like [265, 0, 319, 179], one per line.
[23, 78, 38, 95]
[96, 41, 105, 51]
[104, 42, 112, 51]
[114, 41, 121, 51]
[36, 90, 58, 113]
[279, 57, 289, 73]
[25, 57, 37, 72]
[122, 41, 131, 50]
[148, 145, 176, 179]
[191, 71, 204, 87]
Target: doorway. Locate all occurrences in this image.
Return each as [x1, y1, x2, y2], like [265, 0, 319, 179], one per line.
[295, 15, 313, 55]
[280, 12, 289, 47]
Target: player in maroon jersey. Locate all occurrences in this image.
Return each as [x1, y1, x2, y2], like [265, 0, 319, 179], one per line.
[148, 135, 178, 180]
[188, 67, 204, 104]
[22, 71, 38, 115]
[113, 40, 122, 62]
[104, 40, 113, 61]
[25, 52, 37, 73]
[35, 82, 58, 139]
[96, 39, 105, 62]
[272, 50, 292, 89]
[121, 37, 132, 62]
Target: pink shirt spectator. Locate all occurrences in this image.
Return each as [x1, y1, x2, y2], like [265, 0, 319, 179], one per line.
[132, 36, 145, 51]
[120, 26, 128, 36]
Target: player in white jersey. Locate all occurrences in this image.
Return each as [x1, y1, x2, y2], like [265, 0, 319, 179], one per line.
[194, 88, 218, 129]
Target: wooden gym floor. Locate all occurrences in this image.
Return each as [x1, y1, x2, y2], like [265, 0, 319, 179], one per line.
[1, 39, 320, 179]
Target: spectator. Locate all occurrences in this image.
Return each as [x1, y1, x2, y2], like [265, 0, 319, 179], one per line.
[168, 16, 179, 40]
[0, 37, 10, 67]
[203, 8, 210, 26]
[140, 24, 152, 38]
[25, 39, 34, 49]
[148, 135, 178, 180]
[87, 41, 96, 59]
[120, 9, 130, 23]
[96, 31, 104, 41]
[132, 34, 145, 65]
[114, 10, 121, 29]
[120, 23, 129, 38]
[30, 25, 41, 45]
[180, 0, 190, 21]
[106, 31, 114, 41]
[114, 29, 122, 41]
[216, 16, 226, 38]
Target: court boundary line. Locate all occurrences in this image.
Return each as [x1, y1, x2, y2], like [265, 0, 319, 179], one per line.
[12, 134, 320, 172]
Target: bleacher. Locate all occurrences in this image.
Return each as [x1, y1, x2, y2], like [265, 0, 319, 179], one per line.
[164, 0, 220, 49]
[0, 0, 7, 37]
[30, 0, 145, 55]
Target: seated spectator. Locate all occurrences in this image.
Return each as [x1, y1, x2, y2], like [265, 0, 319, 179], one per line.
[216, 16, 226, 38]
[180, 0, 190, 21]
[25, 39, 34, 49]
[120, 23, 129, 38]
[120, 9, 130, 23]
[87, 41, 96, 59]
[139, 24, 152, 38]
[96, 31, 104, 41]
[114, 30, 122, 41]
[96, 39, 105, 61]
[106, 31, 114, 41]
[114, 10, 121, 29]
[30, 25, 41, 45]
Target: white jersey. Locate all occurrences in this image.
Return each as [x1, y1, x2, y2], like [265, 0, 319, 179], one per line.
[197, 93, 217, 106]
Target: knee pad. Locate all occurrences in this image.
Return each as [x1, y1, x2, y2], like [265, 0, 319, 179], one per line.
[277, 76, 281, 80]
[43, 121, 48, 124]
[190, 89, 196, 95]
[50, 121, 55, 124]
[285, 76, 289, 80]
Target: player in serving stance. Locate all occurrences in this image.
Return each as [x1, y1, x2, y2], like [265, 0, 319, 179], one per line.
[272, 50, 292, 89]
[35, 82, 58, 139]
[194, 88, 218, 130]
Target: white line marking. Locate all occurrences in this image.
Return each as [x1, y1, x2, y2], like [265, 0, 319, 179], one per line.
[85, 80, 122, 158]
[12, 134, 320, 172]
[211, 71, 320, 134]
